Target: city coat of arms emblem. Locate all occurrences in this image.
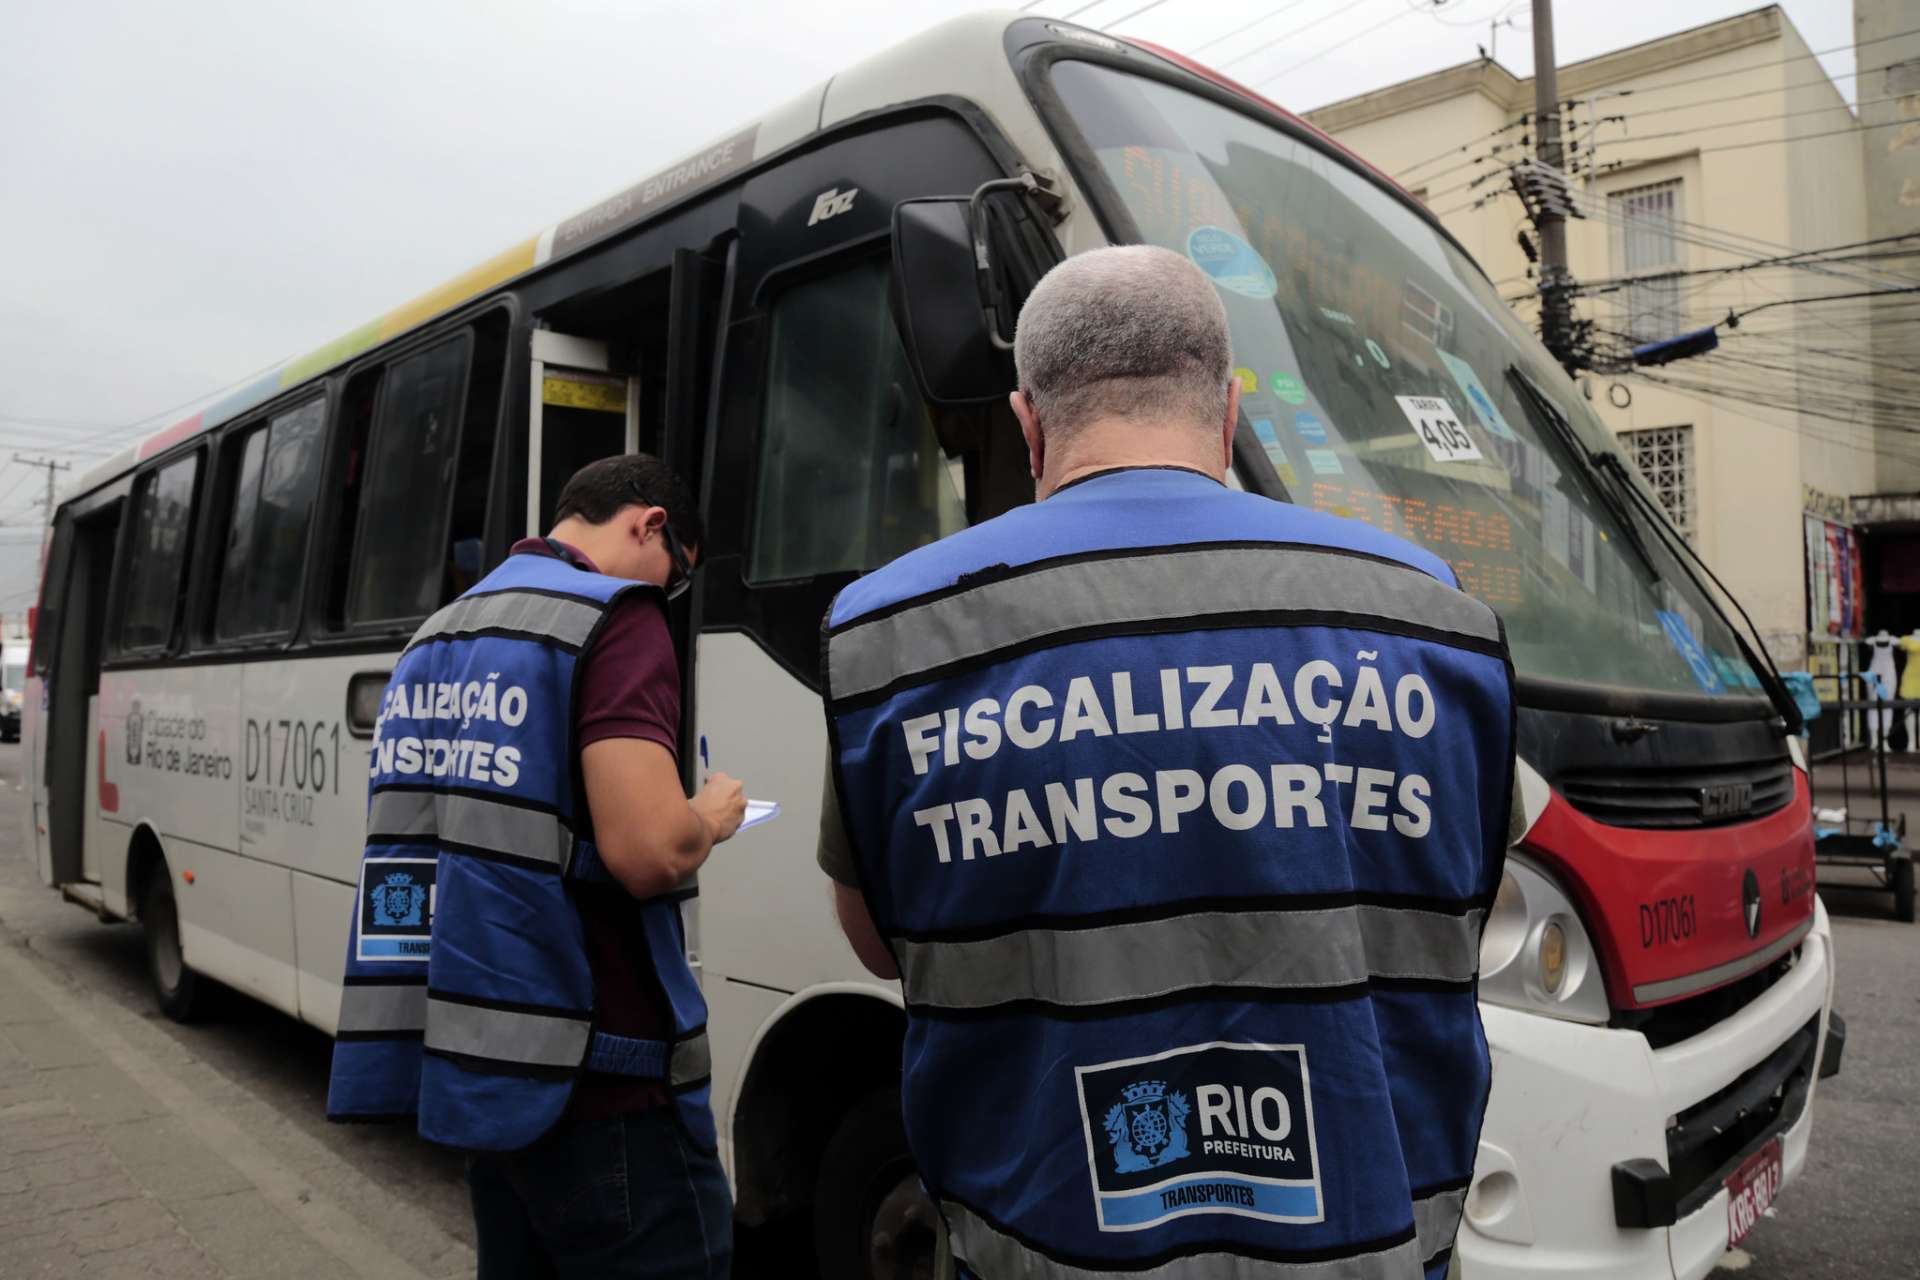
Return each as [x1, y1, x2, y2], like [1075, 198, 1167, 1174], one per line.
[370, 872, 427, 928]
[1103, 1080, 1191, 1174]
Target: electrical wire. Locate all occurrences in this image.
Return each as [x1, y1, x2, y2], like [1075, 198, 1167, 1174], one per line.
[1254, 0, 1429, 86]
[1190, 1, 1314, 56]
[0, 354, 290, 466]
[1394, 117, 1528, 178]
[1099, 0, 1176, 31]
[1217, 0, 1362, 71]
[1587, 26, 1919, 102]
[1059, 0, 1117, 21]
[1597, 68, 1864, 124]
[1594, 107, 1910, 156]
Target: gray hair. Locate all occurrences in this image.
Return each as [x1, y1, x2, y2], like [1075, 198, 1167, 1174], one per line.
[1013, 245, 1233, 440]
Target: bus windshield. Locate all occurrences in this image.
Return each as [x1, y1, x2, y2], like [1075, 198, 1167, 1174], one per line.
[1046, 61, 1767, 702]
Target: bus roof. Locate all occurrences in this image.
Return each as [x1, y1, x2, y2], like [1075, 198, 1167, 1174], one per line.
[76, 9, 1063, 495]
[72, 9, 1442, 498]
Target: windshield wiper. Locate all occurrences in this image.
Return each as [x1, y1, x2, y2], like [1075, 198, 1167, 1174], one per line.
[1504, 366, 1661, 586]
[1505, 366, 1802, 732]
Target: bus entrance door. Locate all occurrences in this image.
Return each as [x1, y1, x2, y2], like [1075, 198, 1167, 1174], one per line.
[42, 504, 121, 890]
[527, 329, 636, 531]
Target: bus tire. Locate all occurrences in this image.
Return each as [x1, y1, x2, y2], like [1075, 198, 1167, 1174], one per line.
[142, 869, 204, 1022]
[813, 1088, 940, 1280]
[1893, 856, 1915, 924]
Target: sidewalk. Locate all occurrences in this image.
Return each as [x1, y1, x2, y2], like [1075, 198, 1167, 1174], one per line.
[0, 935, 474, 1278]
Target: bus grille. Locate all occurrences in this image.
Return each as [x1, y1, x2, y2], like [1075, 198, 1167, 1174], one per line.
[1557, 757, 1794, 830]
[1663, 1015, 1818, 1219]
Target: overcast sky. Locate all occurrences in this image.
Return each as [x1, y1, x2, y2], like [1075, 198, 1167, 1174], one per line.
[0, 0, 1857, 611]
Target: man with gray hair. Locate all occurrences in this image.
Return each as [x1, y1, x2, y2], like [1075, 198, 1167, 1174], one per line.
[819, 246, 1513, 1279]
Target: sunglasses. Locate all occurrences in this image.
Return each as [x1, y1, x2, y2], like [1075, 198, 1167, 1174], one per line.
[660, 521, 697, 601]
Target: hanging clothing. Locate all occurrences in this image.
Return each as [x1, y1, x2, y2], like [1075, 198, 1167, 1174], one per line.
[1866, 634, 1898, 747]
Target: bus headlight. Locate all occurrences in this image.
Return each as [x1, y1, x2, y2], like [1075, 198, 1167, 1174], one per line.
[1480, 856, 1609, 1023]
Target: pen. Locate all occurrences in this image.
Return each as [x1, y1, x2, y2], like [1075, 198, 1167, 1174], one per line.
[699, 735, 709, 777]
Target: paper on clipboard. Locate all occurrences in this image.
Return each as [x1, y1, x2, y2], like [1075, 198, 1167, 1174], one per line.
[739, 800, 781, 832]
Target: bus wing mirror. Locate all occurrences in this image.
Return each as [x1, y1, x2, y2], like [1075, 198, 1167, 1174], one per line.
[889, 196, 1010, 408]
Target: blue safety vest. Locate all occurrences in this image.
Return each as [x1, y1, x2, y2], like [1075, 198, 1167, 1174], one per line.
[824, 468, 1513, 1280]
[325, 549, 713, 1153]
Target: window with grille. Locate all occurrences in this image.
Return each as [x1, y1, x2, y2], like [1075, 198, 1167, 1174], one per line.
[1623, 425, 1695, 541]
[1611, 179, 1686, 343]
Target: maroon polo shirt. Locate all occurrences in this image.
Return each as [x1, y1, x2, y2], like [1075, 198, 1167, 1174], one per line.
[509, 538, 677, 1118]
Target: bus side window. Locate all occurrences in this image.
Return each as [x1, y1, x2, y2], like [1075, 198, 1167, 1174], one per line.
[324, 314, 507, 633]
[117, 454, 203, 656]
[215, 397, 326, 641]
[31, 515, 75, 678]
[748, 256, 964, 583]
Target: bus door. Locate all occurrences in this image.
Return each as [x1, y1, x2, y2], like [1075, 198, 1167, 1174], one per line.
[527, 330, 636, 532]
[659, 245, 729, 982]
[689, 110, 1026, 1146]
[40, 500, 122, 888]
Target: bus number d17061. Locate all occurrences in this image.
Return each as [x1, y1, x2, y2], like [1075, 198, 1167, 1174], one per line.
[244, 719, 342, 795]
[1639, 894, 1696, 948]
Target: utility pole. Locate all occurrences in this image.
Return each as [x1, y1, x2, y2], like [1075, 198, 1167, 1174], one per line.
[1531, 0, 1576, 370]
[12, 454, 71, 572]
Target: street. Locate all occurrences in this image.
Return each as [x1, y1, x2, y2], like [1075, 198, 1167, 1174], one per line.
[1, 739, 1916, 1277]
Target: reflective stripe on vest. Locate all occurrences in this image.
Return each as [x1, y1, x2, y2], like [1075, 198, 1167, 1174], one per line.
[827, 544, 1501, 706]
[941, 1199, 1423, 1279]
[1412, 1186, 1467, 1268]
[894, 902, 1485, 1011]
[339, 980, 711, 1086]
[408, 589, 606, 654]
[424, 995, 590, 1069]
[367, 787, 575, 873]
[338, 980, 427, 1036]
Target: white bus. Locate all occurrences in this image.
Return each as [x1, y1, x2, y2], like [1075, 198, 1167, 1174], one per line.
[23, 12, 1837, 1279]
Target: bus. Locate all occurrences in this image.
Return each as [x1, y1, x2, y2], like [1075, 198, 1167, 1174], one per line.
[21, 11, 1837, 1278]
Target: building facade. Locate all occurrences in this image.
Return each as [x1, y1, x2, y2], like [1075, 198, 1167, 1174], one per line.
[1305, 5, 1897, 670]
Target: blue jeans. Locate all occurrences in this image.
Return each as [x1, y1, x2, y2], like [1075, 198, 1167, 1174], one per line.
[467, 1108, 733, 1279]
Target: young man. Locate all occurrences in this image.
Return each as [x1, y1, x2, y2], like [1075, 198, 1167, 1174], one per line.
[820, 248, 1514, 1279]
[329, 454, 744, 1279]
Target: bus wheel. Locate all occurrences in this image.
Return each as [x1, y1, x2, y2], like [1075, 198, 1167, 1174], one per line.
[1893, 856, 1915, 924]
[142, 870, 204, 1022]
[813, 1088, 939, 1280]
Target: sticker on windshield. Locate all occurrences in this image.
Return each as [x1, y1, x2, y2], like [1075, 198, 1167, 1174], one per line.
[1434, 350, 1517, 440]
[1250, 417, 1291, 476]
[1657, 610, 1727, 694]
[1306, 449, 1344, 476]
[1395, 395, 1482, 463]
[1293, 412, 1328, 444]
[1270, 372, 1307, 406]
[1186, 226, 1277, 299]
[1233, 366, 1259, 394]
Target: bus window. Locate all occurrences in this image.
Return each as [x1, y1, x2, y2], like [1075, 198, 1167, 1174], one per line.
[117, 454, 201, 655]
[216, 397, 326, 640]
[346, 336, 473, 626]
[30, 514, 74, 677]
[748, 256, 963, 582]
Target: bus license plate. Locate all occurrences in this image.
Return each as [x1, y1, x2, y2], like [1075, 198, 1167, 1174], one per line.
[1725, 1138, 1782, 1249]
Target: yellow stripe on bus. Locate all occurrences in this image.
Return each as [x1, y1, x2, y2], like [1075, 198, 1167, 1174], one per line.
[378, 236, 540, 340]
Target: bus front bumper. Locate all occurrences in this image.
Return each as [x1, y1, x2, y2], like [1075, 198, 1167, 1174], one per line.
[1461, 897, 1835, 1280]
